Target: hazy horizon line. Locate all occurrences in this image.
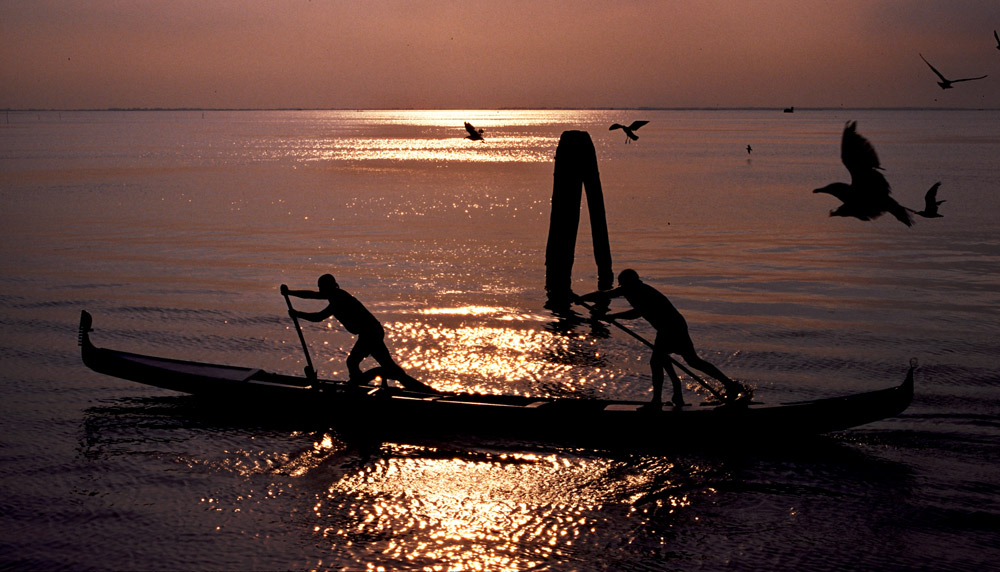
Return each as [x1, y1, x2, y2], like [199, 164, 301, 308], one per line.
[4, 106, 999, 113]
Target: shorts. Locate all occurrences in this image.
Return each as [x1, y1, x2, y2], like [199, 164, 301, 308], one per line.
[653, 330, 696, 356]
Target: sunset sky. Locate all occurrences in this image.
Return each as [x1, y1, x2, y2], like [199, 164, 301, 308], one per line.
[2, 0, 998, 110]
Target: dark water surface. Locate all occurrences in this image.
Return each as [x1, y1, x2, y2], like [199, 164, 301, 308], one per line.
[2, 109, 998, 570]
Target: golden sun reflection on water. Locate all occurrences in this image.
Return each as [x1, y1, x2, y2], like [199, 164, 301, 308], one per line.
[202, 434, 710, 571]
[387, 306, 615, 395]
[315, 448, 617, 571]
[299, 445, 707, 571]
[308, 136, 554, 164]
[418, 306, 513, 317]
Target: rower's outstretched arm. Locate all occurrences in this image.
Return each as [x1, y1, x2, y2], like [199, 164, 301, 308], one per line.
[577, 287, 623, 303]
[606, 308, 642, 321]
[282, 287, 326, 300]
[281, 285, 335, 322]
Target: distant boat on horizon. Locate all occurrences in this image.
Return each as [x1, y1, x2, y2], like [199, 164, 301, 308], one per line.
[783, 106, 795, 113]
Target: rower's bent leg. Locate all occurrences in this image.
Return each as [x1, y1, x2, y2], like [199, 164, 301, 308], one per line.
[346, 343, 369, 382]
[376, 364, 438, 393]
[681, 351, 747, 399]
[649, 353, 665, 405]
[367, 342, 437, 393]
[663, 362, 687, 406]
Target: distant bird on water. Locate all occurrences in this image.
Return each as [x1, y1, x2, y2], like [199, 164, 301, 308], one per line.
[609, 120, 649, 143]
[746, 144, 752, 155]
[464, 122, 484, 141]
[813, 121, 913, 227]
[919, 53, 987, 89]
[914, 182, 945, 218]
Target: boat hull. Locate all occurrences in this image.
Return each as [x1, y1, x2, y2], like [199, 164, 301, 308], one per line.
[78, 311, 914, 446]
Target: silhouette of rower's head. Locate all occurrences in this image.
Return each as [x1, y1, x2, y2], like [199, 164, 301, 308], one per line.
[618, 268, 640, 287]
[318, 273, 339, 294]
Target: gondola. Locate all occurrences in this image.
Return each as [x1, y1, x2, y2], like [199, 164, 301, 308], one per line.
[78, 310, 914, 446]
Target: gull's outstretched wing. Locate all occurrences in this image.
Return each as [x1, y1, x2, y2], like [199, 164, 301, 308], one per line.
[841, 122, 889, 195]
[924, 182, 942, 210]
[951, 74, 988, 83]
[841, 122, 881, 173]
[919, 53, 948, 82]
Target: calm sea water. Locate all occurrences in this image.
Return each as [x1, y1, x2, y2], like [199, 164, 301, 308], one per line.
[1, 109, 998, 571]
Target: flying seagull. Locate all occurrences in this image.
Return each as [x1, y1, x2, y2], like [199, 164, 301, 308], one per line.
[919, 53, 988, 89]
[464, 122, 484, 141]
[813, 121, 913, 227]
[914, 182, 945, 218]
[746, 145, 752, 155]
[609, 120, 649, 143]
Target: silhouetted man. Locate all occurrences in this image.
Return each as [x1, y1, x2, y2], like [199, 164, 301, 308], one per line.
[282, 274, 434, 392]
[579, 269, 745, 407]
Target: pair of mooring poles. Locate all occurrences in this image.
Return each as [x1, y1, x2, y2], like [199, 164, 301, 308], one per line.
[544, 130, 614, 300]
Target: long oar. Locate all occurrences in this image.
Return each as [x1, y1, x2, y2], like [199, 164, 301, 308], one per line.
[282, 289, 317, 380]
[573, 298, 731, 403]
